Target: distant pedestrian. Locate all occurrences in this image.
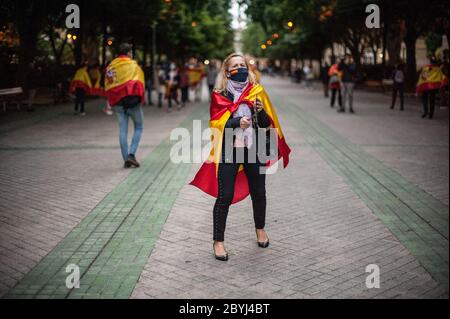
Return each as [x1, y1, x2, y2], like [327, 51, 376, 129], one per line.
[144, 68, 154, 106]
[207, 63, 218, 97]
[303, 65, 313, 89]
[328, 60, 342, 108]
[180, 65, 190, 107]
[320, 63, 330, 98]
[165, 62, 181, 111]
[390, 63, 405, 111]
[338, 55, 357, 113]
[70, 61, 90, 116]
[105, 43, 145, 168]
[416, 56, 448, 119]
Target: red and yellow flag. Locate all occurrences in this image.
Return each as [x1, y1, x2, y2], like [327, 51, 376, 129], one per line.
[416, 64, 448, 93]
[189, 83, 291, 204]
[186, 67, 205, 87]
[105, 56, 145, 106]
[69, 67, 104, 96]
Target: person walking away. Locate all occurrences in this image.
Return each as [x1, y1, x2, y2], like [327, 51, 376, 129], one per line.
[207, 63, 218, 98]
[303, 64, 313, 89]
[416, 56, 448, 119]
[26, 62, 40, 112]
[328, 61, 342, 108]
[338, 55, 357, 113]
[69, 61, 91, 116]
[105, 43, 145, 168]
[390, 63, 405, 110]
[180, 65, 190, 107]
[320, 63, 330, 98]
[144, 67, 153, 106]
[165, 63, 181, 112]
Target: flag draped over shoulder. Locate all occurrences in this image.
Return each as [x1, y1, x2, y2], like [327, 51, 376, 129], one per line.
[69, 67, 104, 96]
[189, 83, 291, 204]
[186, 67, 205, 87]
[416, 64, 448, 94]
[105, 56, 145, 106]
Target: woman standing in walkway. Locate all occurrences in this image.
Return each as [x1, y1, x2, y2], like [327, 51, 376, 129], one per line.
[190, 53, 291, 261]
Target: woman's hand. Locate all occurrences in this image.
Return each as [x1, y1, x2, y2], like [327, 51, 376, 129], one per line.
[254, 99, 264, 113]
[240, 117, 251, 129]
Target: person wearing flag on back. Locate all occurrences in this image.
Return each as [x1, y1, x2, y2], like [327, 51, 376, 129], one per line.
[190, 53, 291, 261]
[105, 43, 145, 168]
[416, 56, 448, 119]
[69, 61, 102, 116]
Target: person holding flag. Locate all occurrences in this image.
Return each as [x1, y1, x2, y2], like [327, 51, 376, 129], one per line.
[189, 53, 291, 261]
[105, 43, 145, 168]
[416, 56, 448, 119]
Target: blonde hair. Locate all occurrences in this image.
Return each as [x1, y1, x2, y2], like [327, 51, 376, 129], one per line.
[214, 53, 257, 93]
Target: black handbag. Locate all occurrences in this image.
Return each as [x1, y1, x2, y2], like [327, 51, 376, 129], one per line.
[253, 109, 276, 158]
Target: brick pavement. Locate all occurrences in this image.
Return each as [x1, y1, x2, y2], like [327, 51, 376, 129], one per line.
[1, 79, 448, 298]
[0, 98, 198, 297]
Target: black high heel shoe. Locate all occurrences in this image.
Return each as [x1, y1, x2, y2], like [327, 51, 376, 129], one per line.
[257, 239, 270, 248]
[256, 230, 270, 248]
[213, 243, 228, 261]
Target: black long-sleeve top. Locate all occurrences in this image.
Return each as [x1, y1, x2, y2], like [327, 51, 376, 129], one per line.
[220, 90, 271, 162]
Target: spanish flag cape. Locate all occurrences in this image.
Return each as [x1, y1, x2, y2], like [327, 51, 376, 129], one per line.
[189, 83, 291, 204]
[187, 67, 205, 87]
[105, 55, 145, 106]
[416, 64, 448, 94]
[69, 67, 103, 95]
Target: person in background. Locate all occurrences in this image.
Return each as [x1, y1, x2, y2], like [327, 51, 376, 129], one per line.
[105, 43, 145, 168]
[26, 62, 40, 112]
[338, 55, 357, 113]
[153, 65, 164, 108]
[70, 61, 89, 116]
[180, 65, 190, 107]
[328, 58, 342, 109]
[165, 62, 181, 112]
[390, 63, 405, 111]
[145, 67, 153, 106]
[207, 62, 218, 97]
[320, 62, 330, 98]
[416, 56, 448, 119]
[303, 64, 313, 89]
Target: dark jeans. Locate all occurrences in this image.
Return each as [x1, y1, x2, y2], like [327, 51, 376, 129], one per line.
[330, 88, 342, 107]
[181, 87, 189, 104]
[75, 88, 86, 112]
[391, 82, 404, 109]
[422, 89, 438, 117]
[213, 147, 267, 242]
[168, 88, 179, 108]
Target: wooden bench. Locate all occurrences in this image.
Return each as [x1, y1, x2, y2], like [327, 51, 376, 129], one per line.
[0, 87, 24, 112]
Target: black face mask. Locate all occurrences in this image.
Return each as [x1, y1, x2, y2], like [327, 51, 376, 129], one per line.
[229, 68, 249, 82]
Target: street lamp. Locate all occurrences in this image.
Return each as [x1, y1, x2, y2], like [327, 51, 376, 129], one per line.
[261, 44, 267, 50]
[287, 21, 294, 28]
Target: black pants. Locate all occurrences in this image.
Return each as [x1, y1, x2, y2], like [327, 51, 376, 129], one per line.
[330, 88, 342, 107]
[75, 88, 86, 113]
[391, 83, 404, 109]
[181, 87, 189, 104]
[213, 147, 266, 242]
[422, 89, 438, 118]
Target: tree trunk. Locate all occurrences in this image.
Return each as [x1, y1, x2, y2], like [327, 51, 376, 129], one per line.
[405, 27, 418, 90]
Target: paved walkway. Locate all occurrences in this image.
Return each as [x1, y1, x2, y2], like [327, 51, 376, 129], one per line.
[1, 78, 448, 298]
